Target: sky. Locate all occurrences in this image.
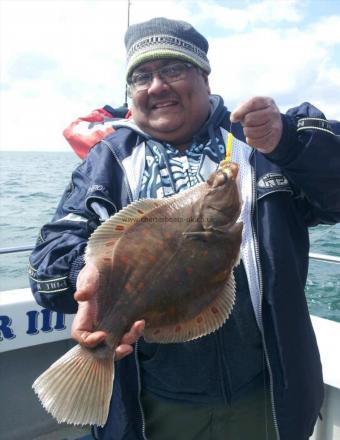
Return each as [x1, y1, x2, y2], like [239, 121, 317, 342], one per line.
[0, 0, 340, 152]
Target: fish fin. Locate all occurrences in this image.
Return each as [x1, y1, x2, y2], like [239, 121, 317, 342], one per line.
[85, 199, 165, 260]
[85, 184, 207, 260]
[160, 182, 207, 210]
[32, 344, 114, 427]
[144, 272, 236, 343]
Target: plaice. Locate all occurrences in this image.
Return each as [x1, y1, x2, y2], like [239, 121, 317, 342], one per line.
[33, 160, 243, 427]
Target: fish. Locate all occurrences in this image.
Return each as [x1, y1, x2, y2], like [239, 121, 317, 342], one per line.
[32, 159, 243, 427]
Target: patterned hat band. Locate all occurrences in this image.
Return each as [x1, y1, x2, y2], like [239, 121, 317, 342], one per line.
[126, 34, 211, 79]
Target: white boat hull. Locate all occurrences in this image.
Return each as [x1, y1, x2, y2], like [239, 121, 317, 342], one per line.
[1, 289, 339, 439]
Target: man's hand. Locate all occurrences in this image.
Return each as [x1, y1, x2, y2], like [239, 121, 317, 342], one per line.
[72, 262, 104, 347]
[230, 97, 283, 154]
[114, 320, 145, 359]
[72, 262, 145, 360]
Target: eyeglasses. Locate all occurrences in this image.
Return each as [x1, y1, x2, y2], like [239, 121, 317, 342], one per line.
[128, 62, 194, 91]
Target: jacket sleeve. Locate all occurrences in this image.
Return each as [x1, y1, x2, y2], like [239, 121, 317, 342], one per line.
[265, 102, 340, 226]
[28, 144, 118, 313]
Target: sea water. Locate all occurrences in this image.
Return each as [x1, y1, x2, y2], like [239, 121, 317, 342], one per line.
[0, 151, 339, 322]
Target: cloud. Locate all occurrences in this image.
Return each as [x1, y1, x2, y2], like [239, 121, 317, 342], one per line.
[0, 0, 339, 151]
[195, 0, 303, 31]
[208, 12, 340, 118]
[8, 53, 58, 81]
[309, 15, 340, 45]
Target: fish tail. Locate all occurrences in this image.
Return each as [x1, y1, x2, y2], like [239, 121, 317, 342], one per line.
[32, 344, 114, 426]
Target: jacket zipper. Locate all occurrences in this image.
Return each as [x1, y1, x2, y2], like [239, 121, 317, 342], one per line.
[104, 139, 277, 438]
[135, 340, 147, 440]
[250, 151, 280, 440]
[103, 139, 148, 438]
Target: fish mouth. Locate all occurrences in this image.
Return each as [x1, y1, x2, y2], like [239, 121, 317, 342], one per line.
[218, 161, 239, 180]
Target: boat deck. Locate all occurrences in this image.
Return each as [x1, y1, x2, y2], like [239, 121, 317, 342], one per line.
[34, 426, 91, 440]
[1, 288, 339, 440]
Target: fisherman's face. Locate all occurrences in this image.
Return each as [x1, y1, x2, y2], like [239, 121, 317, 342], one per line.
[129, 58, 211, 149]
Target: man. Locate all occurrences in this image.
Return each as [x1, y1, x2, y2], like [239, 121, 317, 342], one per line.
[29, 17, 340, 440]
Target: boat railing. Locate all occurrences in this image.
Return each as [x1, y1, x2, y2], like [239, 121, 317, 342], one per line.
[1, 245, 340, 264]
[0, 245, 35, 255]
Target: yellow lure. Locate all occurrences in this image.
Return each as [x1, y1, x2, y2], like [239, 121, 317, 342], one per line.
[225, 131, 234, 162]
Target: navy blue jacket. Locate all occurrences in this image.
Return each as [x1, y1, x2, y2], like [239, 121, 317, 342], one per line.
[29, 98, 340, 440]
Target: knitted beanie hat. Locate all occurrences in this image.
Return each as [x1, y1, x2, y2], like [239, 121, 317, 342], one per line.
[125, 17, 211, 79]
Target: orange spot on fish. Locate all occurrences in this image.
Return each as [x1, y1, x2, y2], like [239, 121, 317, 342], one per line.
[138, 281, 145, 291]
[203, 250, 209, 256]
[175, 325, 182, 332]
[196, 316, 203, 323]
[115, 225, 125, 231]
[186, 267, 193, 275]
[153, 329, 161, 335]
[211, 307, 219, 314]
[120, 255, 129, 265]
[103, 257, 111, 262]
[147, 254, 156, 263]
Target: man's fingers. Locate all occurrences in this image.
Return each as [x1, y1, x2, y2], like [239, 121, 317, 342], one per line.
[120, 320, 145, 345]
[114, 321, 145, 360]
[74, 289, 92, 302]
[72, 329, 107, 348]
[243, 120, 272, 140]
[73, 321, 144, 356]
[230, 97, 272, 123]
[74, 287, 98, 302]
[239, 108, 273, 128]
[230, 96, 282, 153]
[75, 263, 100, 300]
[115, 344, 134, 360]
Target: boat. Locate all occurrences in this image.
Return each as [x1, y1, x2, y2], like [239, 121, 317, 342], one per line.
[1, 249, 340, 440]
[0, 248, 92, 439]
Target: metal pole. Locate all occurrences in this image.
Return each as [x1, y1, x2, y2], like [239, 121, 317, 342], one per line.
[0, 245, 34, 255]
[123, 0, 131, 107]
[309, 252, 340, 264]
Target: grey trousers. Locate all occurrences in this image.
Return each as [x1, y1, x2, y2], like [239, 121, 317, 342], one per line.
[141, 389, 277, 440]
